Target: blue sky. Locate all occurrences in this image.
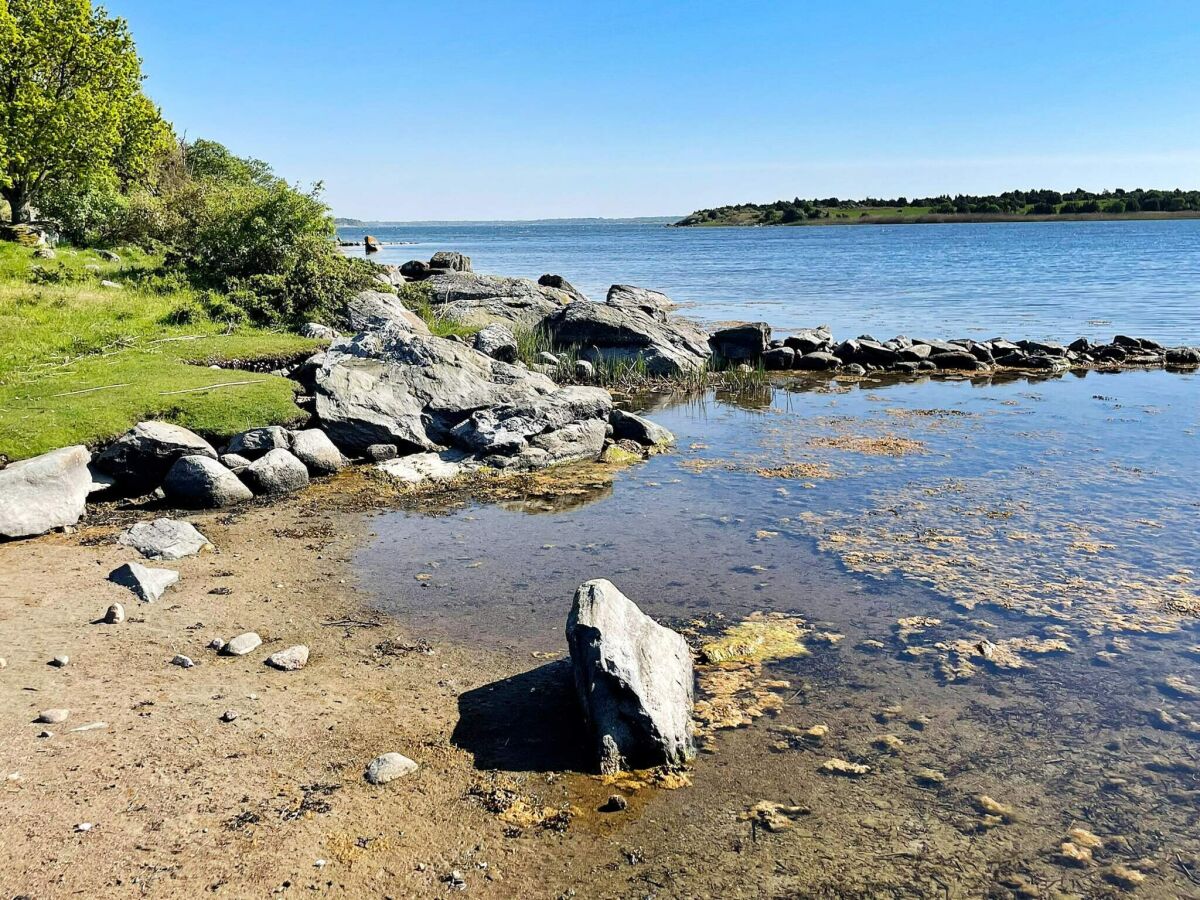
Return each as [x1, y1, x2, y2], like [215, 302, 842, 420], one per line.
[108, 0, 1200, 220]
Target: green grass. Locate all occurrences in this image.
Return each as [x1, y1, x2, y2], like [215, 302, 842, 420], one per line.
[0, 243, 320, 460]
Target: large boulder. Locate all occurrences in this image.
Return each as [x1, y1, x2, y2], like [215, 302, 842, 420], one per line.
[709, 323, 770, 362]
[566, 579, 695, 773]
[312, 326, 612, 468]
[224, 426, 289, 459]
[543, 289, 710, 377]
[425, 272, 571, 329]
[162, 455, 253, 508]
[0, 446, 91, 539]
[243, 448, 310, 495]
[109, 562, 179, 603]
[288, 429, 346, 475]
[428, 250, 471, 272]
[95, 422, 217, 491]
[344, 290, 431, 335]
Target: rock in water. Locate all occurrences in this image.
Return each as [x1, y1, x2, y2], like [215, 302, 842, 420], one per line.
[162, 455, 253, 508]
[709, 323, 771, 362]
[109, 562, 180, 602]
[565, 579, 695, 773]
[118, 518, 211, 560]
[265, 645, 309, 671]
[609, 409, 674, 448]
[288, 429, 346, 475]
[0, 445, 92, 538]
[243, 448, 310, 495]
[364, 752, 419, 784]
[95, 422, 217, 491]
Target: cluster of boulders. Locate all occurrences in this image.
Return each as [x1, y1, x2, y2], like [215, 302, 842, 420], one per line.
[707, 322, 1200, 376]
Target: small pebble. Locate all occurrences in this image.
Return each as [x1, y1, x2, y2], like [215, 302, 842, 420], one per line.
[49, 655, 69, 668]
[170, 655, 195, 668]
[0, 657, 6, 668]
[103, 603, 125, 624]
[208, 638, 226, 652]
[37, 731, 53, 739]
[36, 709, 70, 724]
[220, 709, 239, 723]
[75, 823, 94, 833]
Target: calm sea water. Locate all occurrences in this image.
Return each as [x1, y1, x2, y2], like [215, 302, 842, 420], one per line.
[338, 219, 1200, 343]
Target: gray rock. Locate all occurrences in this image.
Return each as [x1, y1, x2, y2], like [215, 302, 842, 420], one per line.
[610, 409, 674, 448]
[364, 752, 419, 784]
[36, 709, 70, 724]
[265, 645, 310, 671]
[118, 518, 211, 560]
[100, 279, 122, 289]
[49, 655, 69, 668]
[566, 579, 695, 773]
[0, 445, 92, 538]
[225, 426, 290, 459]
[710, 323, 770, 362]
[344, 290, 431, 335]
[301, 322, 340, 340]
[96, 422, 217, 491]
[544, 293, 711, 377]
[1166, 347, 1200, 366]
[762, 346, 795, 370]
[86, 463, 117, 496]
[222, 632, 262, 656]
[163, 455, 253, 508]
[170, 654, 194, 668]
[109, 562, 180, 602]
[795, 351, 840, 371]
[784, 330, 830, 355]
[898, 344, 932, 362]
[314, 326, 612, 466]
[424, 271, 568, 329]
[97, 249, 120, 262]
[399, 259, 430, 280]
[605, 284, 673, 319]
[842, 363, 867, 376]
[219, 452, 252, 473]
[365, 443, 399, 462]
[472, 323, 519, 363]
[536, 351, 562, 367]
[288, 429, 346, 475]
[1017, 339, 1067, 357]
[574, 359, 595, 380]
[429, 250, 471, 272]
[220, 709, 239, 723]
[33, 246, 56, 259]
[538, 274, 588, 302]
[930, 350, 988, 370]
[243, 448, 310, 495]
[103, 603, 125, 624]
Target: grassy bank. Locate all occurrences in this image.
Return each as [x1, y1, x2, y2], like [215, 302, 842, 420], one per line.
[0, 243, 319, 461]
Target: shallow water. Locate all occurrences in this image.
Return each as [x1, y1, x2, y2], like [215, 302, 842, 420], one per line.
[357, 368, 1200, 896]
[339, 219, 1200, 342]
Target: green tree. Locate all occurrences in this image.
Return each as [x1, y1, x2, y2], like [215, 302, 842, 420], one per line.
[0, 0, 171, 224]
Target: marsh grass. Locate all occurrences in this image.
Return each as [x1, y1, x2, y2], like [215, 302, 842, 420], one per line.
[0, 242, 318, 460]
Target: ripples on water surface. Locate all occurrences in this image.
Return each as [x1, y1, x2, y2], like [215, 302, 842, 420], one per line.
[340, 219, 1200, 342]
[358, 368, 1200, 896]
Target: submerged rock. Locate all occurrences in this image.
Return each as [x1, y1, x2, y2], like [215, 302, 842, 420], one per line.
[566, 579, 695, 773]
[95, 422, 217, 491]
[118, 518, 211, 560]
[0, 445, 92, 539]
[163, 455, 253, 508]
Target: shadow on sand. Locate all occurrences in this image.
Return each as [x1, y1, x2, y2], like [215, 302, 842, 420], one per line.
[452, 660, 593, 773]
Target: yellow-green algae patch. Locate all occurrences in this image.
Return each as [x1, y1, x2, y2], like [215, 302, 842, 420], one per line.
[699, 611, 812, 665]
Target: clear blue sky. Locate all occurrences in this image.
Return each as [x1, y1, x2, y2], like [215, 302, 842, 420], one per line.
[107, 0, 1200, 220]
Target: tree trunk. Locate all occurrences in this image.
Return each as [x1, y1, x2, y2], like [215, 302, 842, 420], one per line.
[2, 183, 29, 224]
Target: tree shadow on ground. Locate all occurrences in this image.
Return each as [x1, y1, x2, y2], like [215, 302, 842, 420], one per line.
[452, 659, 592, 772]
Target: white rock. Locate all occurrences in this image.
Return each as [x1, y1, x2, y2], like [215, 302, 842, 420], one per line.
[364, 752, 419, 785]
[103, 603, 125, 624]
[222, 632, 262, 656]
[118, 518, 211, 560]
[375, 452, 470, 485]
[49, 655, 69, 667]
[36, 709, 70, 724]
[0, 445, 92, 538]
[108, 562, 179, 602]
[265, 645, 309, 671]
[170, 654, 194, 668]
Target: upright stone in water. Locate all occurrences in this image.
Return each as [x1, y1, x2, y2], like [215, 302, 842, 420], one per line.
[163, 455, 253, 508]
[364, 235, 381, 253]
[243, 448, 310, 495]
[566, 579, 695, 773]
[0, 445, 91, 539]
[609, 409, 675, 448]
[118, 518, 212, 560]
[709, 323, 770, 362]
[288, 429, 346, 475]
[109, 562, 180, 602]
[95, 422, 217, 491]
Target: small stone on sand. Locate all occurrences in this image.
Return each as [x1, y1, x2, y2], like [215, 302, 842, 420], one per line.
[36, 709, 69, 724]
[265, 645, 309, 671]
[365, 752, 419, 785]
[103, 603, 125, 624]
[821, 758, 870, 776]
[221, 632, 262, 656]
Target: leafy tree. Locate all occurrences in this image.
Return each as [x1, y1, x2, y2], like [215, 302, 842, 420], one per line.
[0, 0, 171, 224]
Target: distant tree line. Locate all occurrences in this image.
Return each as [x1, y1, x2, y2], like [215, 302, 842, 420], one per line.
[678, 188, 1200, 225]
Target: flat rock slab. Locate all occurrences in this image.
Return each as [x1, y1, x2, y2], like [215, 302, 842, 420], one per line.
[222, 632, 262, 656]
[109, 562, 180, 602]
[364, 752, 419, 785]
[375, 452, 471, 485]
[118, 518, 212, 560]
[0, 445, 92, 539]
[265, 645, 309, 671]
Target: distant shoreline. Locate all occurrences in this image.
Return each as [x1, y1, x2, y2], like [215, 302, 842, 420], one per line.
[675, 210, 1200, 228]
